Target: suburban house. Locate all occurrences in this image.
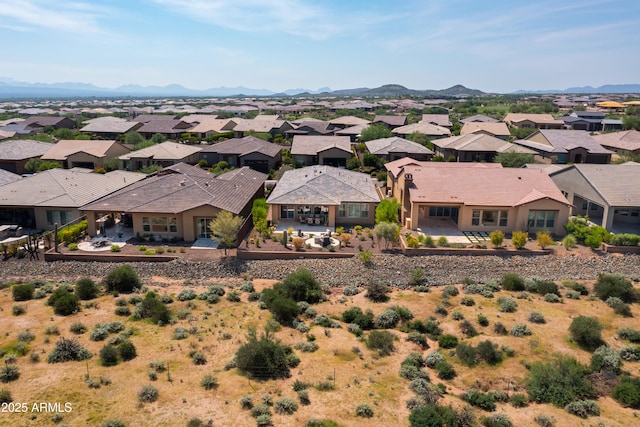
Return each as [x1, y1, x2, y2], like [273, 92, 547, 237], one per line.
[267, 165, 381, 229]
[135, 119, 194, 139]
[119, 141, 202, 171]
[513, 129, 613, 164]
[131, 114, 177, 122]
[373, 115, 408, 129]
[421, 114, 453, 128]
[547, 162, 640, 233]
[328, 116, 371, 129]
[198, 136, 282, 173]
[21, 116, 76, 131]
[460, 122, 511, 140]
[334, 124, 369, 142]
[40, 140, 130, 170]
[286, 120, 336, 137]
[592, 129, 640, 156]
[188, 118, 238, 139]
[0, 139, 53, 174]
[0, 168, 145, 231]
[459, 114, 500, 124]
[232, 117, 293, 138]
[431, 134, 535, 162]
[81, 163, 266, 242]
[365, 136, 434, 162]
[503, 113, 564, 129]
[79, 117, 143, 139]
[290, 135, 352, 167]
[385, 159, 571, 235]
[392, 122, 451, 140]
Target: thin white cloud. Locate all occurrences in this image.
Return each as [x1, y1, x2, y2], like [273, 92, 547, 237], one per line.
[153, 0, 395, 40]
[0, 0, 108, 34]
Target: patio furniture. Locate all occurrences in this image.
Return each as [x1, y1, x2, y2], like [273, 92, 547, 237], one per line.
[314, 218, 321, 225]
[307, 218, 313, 225]
[91, 237, 112, 248]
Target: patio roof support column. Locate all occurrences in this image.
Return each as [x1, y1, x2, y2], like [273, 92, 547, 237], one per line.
[85, 211, 97, 237]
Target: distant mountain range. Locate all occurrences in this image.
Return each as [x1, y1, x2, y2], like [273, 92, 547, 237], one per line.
[1, 77, 639, 99]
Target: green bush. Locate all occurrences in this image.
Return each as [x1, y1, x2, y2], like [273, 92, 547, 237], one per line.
[75, 277, 99, 300]
[497, 297, 518, 313]
[275, 267, 323, 303]
[133, 292, 171, 325]
[200, 374, 219, 390]
[562, 234, 577, 250]
[103, 264, 141, 293]
[460, 320, 478, 338]
[477, 340, 503, 365]
[0, 388, 12, 404]
[610, 233, 640, 246]
[47, 337, 92, 363]
[12, 283, 34, 301]
[569, 316, 604, 351]
[456, 343, 478, 367]
[374, 309, 400, 329]
[48, 286, 80, 316]
[511, 231, 528, 249]
[564, 400, 599, 418]
[435, 361, 456, 379]
[364, 280, 390, 302]
[528, 311, 546, 324]
[590, 345, 620, 373]
[235, 328, 293, 379]
[355, 403, 374, 418]
[11, 304, 25, 316]
[342, 307, 374, 330]
[57, 220, 88, 245]
[442, 285, 459, 297]
[510, 323, 532, 337]
[525, 356, 595, 407]
[613, 376, 640, 408]
[367, 330, 396, 356]
[438, 334, 458, 349]
[118, 340, 137, 361]
[594, 273, 636, 303]
[606, 296, 633, 317]
[260, 289, 300, 325]
[461, 388, 496, 411]
[501, 273, 525, 291]
[0, 366, 19, 383]
[274, 397, 298, 414]
[137, 385, 158, 403]
[481, 413, 513, 427]
[100, 344, 119, 366]
[619, 327, 640, 343]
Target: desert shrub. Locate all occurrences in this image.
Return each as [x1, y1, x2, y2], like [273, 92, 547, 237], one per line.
[416, 349, 442, 370]
[408, 268, 427, 287]
[239, 281, 254, 293]
[456, 343, 478, 367]
[612, 376, 640, 408]
[434, 303, 448, 316]
[526, 356, 595, 407]
[493, 322, 507, 335]
[260, 289, 300, 325]
[100, 344, 119, 367]
[1, 388, 14, 403]
[177, 289, 197, 301]
[594, 273, 636, 303]
[114, 306, 131, 317]
[562, 234, 577, 250]
[510, 324, 532, 337]
[251, 403, 271, 418]
[536, 231, 554, 249]
[435, 361, 456, 380]
[569, 316, 604, 351]
[606, 296, 633, 316]
[511, 231, 528, 249]
[45, 325, 59, 336]
[477, 314, 489, 327]
[438, 334, 458, 349]
[461, 388, 496, 411]
[17, 330, 35, 342]
[200, 374, 218, 390]
[400, 364, 427, 381]
[355, 403, 373, 418]
[191, 351, 207, 365]
[489, 230, 504, 248]
[138, 385, 158, 403]
[312, 313, 339, 328]
[12, 283, 34, 301]
[292, 237, 304, 250]
[342, 307, 374, 330]
[565, 290, 580, 300]
[128, 295, 143, 305]
[48, 286, 80, 316]
[342, 285, 360, 296]
[460, 320, 479, 338]
[590, 345, 620, 373]
[274, 397, 298, 414]
[451, 310, 464, 320]
[0, 366, 19, 383]
[240, 395, 253, 409]
[235, 329, 292, 379]
[620, 345, 640, 361]
[70, 322, 86, 334]
[544, 293, 560, 303]
[509, 393, 528, 408]
[477, 340, 503, 365]
[481, 413, 512, 427]
[528, 311, 546, 324]
[497, 297, 517, 313]
[367, 330, 396, 356]
[460, 296, 475, 306]
[75, 277, 99, 300]
[274, 267, 323, 303]
[565, 281, 589, 295]
[364, 280, 390, 302]
[149, 360, 166, 372]
[534, 414, 556, 427]
[294, 341, 319, 353]
[564, 400, 599, 418]
[133, 292, 171, 325]
[529, 279, 559, 296]
[103, 265, 141, 293]
[619, 327, 640, 343]
[501, 273, 525, 291]
[118, 340, 137, 361]
[90, 324, 110, 341]
[227, 290, 241, 302]
[375, 308, 400, 329]
[47, 337, 92, 363]
[442, 285, 459, 297]
[11, 304, 25, 316]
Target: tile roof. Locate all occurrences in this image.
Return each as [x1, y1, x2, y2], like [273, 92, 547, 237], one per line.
[0, 139, 54, 160]
[421, 114, 452, 127]
[199, 136, 282, 158]
[550, 162, 640, 207]
[232, 118, 289, 133]
[503, 113, 564, 126]
[373, 115, 407, 126]
[188, 118, 238, 134]
[119, 141, 202, 161]
[459, 114, 500, 124]
[460, 122, 510, 137]
[592, 130, 640, 152]
[41, 140, 127, 161]
[334, 124, 368, 136]
[291, 135, 351, 156]
[433, 134, 535, 154]
[22, 116, 70, 127]
[365, 136, 433, 156]
[0, 169, 21, 186]
[328, 116, 371, 126]
[516, 129, 613, 154]
[403, 163, 570, 207]
[81, 163, 266, 215]
[132, 114, 178, 122]
[0, 168, 145, 208]
[80, 118, 142, 134]
[135, 119, 193, 134]
[267, 165, 380, 206]
[392, 122, 451, 137]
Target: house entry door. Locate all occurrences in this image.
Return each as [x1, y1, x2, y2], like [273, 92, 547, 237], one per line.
[196, 218, 213, 238]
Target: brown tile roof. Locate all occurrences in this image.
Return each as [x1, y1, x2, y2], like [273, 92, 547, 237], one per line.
[503, 113, 564, 126]
[0, 169, 21, 186]
[516, 129, 613, 154]
[392, 122, 451, 137]
[460, 122, 510, 137]
[119, 141, 202, 161]
[385, 158, 500, 178]
[81, 163, 266, 215]
[365, 137, 433, 156]
[592, 130, 640, 152]
[421, 114, 452, 127]
[291, 135, 351, 156]
[41, 140, 127, 161]
[328, 116, 371, 126]
[232, 118, 289, 133]
[80, 118, 142, 134]
[199, 136, 282, 158]
[373, 115, 407, 126]
[132, 114, 178, 122]
[0, 139, 53, 160]
[188, 118, 238, 134]
[459, 114, 500, 124]
[135, 119, 193, 134]
[403, 163, 570, 207]
[432, 134, 535, 154]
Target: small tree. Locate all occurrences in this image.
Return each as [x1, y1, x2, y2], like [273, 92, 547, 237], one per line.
[252, 198, 269, 236]
[375, 199, 400, 224]
[209, 211, 243, 256]
[75, 277, 99, 300]
[48, 286, 79, 316]
[511, 231, 528, 249]
[235, 327, 293, 379]
[100, 344, 119, 367]
[569, 316, 604, 351]
[374, 221, 400, 249]
[103, 264, 141, 293]
[360, 123, 393, 142]
[365, 280, 390, 302]
[536, 231, 554, 249]
[12, 283, 34, 301]
[489, 230, 504, 248]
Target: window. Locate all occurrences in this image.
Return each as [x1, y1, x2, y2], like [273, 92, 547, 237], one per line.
[471, 209, 508, 227]
[46, 210, 72, 226]
[338, 203, 369, 218]
[142, 216, 177, 233]
[582, 201, 588, 210]
[280, 205, 294, 219]
[527, 211, 557, 229]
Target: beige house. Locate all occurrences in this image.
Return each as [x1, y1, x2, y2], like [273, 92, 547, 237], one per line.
[81, 163, 266, 242]
[267, 165, 380, 229]
[290, 135, 352, 167]
[119, 141, 202, 171]
[40, 139, 130, 170]
[460, 122, 511, 140]
[503, 113, 564, 129]
[385, 159, 571, 235]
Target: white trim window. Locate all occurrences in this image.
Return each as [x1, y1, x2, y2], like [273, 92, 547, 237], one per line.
[338, 203, 369, 218]
[471, 209, 508, 226]
[527, 211, 556, 229]
[142, 216, 178, 233]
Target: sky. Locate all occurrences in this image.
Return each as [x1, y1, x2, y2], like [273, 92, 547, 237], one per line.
[1, 0, 639, 93]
